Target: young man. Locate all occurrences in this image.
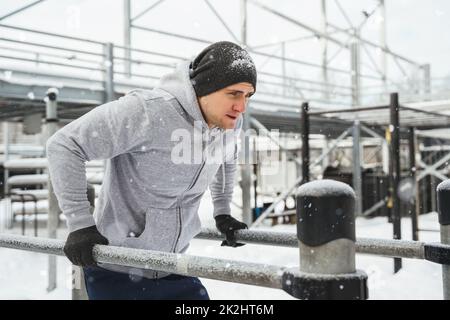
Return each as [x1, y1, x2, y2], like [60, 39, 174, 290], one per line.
[46, 41, 257, 300]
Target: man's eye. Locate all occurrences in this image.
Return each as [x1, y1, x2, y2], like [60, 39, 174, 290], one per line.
[229, 92, 238, 96]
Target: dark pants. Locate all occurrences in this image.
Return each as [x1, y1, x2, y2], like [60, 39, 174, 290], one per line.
[83, 266, 210, 300]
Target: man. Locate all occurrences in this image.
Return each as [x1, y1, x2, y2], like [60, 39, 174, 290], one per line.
[46, 41, 257, 300]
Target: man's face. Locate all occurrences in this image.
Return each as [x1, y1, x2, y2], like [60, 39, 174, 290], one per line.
[198, 82, 255, 129]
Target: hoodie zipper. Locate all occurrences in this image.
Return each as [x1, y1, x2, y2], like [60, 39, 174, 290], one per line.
[171, 205, 182, 253]
[171, 158, 206, 253]
[171, 128, 215, 253]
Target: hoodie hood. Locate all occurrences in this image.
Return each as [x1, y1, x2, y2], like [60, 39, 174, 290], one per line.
[157, 61, 209, 129]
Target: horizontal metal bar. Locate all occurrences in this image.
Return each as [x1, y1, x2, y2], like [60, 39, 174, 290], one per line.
[131, 24, 351, 75]
[0, 0, 46, 22]
[259, 70, 352, 90]
[114, 45, 186, 61]
[0, 45, 102, 65]
[258, 79, 352, 97]
[113, 56, 175, 68]
[132, 24, 212, 44]
[400, 105, 450, 122]
[195, 228, 446, 261]
[0, 234, 284, 289]
[197, 228, 297, 247]
[0, 54, 104, 72]
[114, 71, 160, 81]
[309, 105, 389, 115]
[0, 37, 104, 57]
[0, 24, 105, 45]
[327, 22, 420, 66]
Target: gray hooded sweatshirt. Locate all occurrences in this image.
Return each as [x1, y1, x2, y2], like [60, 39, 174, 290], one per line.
[46, 61, 242, 278]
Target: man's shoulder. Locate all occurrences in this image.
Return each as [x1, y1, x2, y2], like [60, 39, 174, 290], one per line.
[125, 88, 175, 103]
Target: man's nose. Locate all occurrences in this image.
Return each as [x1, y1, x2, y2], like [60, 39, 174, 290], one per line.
[233, 98, 247, 113]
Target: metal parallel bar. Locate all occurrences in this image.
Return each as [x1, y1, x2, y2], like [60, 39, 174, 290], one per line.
[0, 234, 284, 289]
[196, 228, 438, 261]
[0, 0, 46, 21]
[0, 24, 105, 45]
[0, 226, 449, 263]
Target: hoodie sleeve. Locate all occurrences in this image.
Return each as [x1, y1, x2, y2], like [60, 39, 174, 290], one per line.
[46, 92, 151, 232]
[209, 117, 242, 218]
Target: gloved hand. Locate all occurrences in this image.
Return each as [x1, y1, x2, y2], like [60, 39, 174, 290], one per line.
[214, 214, 248, 247]
[63, 225, 109, 267]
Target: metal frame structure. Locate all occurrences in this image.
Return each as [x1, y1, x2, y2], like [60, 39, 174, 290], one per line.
[1, 0, 449, 283]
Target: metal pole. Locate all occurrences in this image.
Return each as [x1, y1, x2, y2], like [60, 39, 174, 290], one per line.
[351, 31, 361, 106]
[45, 88, 60, 292]
[301, 102, 309, 185]
[409, 127, 419, 241]
[295, 179, 368, 299]
[240, 0, 252, 226]
[3, 121, 9, 198]
[240, 0, 247, 47]
[124, 0, 132, 77]
[437, 180, 450, 300]
[379, 0, 387, 92]
[281, 41, 287, 97]
[103, 42, 115, 103]
[390, 92, 402, 273]
[321, 0, 329, 100]
[352, 120, 363, 216]
[423, 63, 431, 100]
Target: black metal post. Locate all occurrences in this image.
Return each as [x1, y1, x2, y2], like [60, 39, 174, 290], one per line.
[408, 127, 419, 241]
[437, 181, 450, 300]
[301, 102, 310, 185]
[283, 179, 368, 299]
[390, 92, 402, 273]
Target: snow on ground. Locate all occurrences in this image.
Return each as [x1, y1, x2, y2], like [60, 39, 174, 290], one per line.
[0, 189, 444, 300]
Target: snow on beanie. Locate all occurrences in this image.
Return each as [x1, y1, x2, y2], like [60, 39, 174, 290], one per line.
[189, 41, 257, 97]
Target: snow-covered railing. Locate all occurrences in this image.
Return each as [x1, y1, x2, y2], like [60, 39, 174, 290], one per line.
[0, 180, 369, 300]
[197, 228, 450, 261]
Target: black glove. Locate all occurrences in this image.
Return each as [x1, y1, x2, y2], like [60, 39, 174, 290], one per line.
[215, 215, 248, 247]
[63, 225, 109, 267]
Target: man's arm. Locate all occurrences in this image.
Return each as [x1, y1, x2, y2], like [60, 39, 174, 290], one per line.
[46, 92, 151, 232]
[210, 117, 248, 247]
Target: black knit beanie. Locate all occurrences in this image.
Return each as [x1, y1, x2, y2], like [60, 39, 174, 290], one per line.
[189, 41, 257, 97]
